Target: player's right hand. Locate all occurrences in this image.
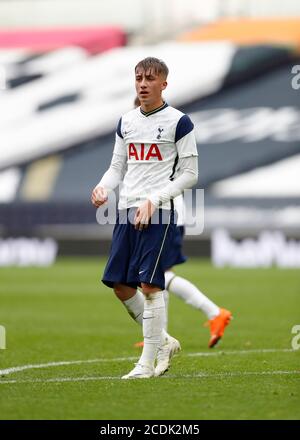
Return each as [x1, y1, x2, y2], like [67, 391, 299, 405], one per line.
[91, 186, 108, 207]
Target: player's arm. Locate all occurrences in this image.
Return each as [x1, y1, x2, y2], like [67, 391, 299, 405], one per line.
[91, 124, 127, 207]
[134, 156, 197, 229]
[148, 155, 198, 208]
[91, 152, 126, 207]
[149, 114, 198, 208]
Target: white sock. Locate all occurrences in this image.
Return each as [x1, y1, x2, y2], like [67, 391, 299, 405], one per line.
[163, 270, 177, 331]
[162, 289, 169, 330]
[165, 271, 176, 290]
[123, 290, 144, 325]
[166, 271, 220, 320]
[123, 290, 170, 345]
[139, 291, 166, 368]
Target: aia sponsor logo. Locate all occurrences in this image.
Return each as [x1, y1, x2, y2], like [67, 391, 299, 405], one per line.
[128, 143, 163, 161]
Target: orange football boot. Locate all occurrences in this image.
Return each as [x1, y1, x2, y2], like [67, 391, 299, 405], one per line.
[134, 341, 144, 348]
[205, 308, 232, 348]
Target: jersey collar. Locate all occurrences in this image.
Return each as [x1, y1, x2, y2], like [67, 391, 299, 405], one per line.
[140, 101, 168, 117]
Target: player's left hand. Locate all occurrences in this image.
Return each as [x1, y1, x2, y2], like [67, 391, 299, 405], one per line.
[134, 200, 156, 231]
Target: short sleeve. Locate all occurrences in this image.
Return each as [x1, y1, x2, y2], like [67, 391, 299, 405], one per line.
[116, 117, 123, 139]
[175, 114, 198, 158]
[113, 118, 126, 156]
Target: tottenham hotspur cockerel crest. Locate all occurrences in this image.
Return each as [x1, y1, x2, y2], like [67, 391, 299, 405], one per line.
[157, 127, 164, 139]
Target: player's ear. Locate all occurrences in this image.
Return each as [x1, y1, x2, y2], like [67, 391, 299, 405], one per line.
[161, 80, 167, 91]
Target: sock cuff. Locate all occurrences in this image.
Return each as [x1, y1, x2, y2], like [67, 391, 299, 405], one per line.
[165, 270, 176, 290]
[144, 290, 165, 309]
[123, 290, 143, 307]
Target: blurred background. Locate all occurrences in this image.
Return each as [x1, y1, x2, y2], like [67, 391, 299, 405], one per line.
[0, 0, 300, 268]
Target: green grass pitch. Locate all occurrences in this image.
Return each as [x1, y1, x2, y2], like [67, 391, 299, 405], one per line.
[0, 257, 299, 420]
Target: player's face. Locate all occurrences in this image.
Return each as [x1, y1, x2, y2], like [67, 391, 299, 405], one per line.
[135, 68, 167, 108]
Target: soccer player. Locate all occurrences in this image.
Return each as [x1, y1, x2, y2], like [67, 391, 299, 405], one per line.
[131, 98, 232, 351]
[91, 57, 198, 379]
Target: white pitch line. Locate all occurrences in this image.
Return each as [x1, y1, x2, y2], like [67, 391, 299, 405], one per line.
[188, 348, 294, 357]
[0, 356, 137, 376]
[0, 348, 296, 377]
[0, 370, 299, 385]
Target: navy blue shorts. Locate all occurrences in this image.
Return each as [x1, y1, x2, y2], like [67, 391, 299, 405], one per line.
[102, 209, 176, 291]
[164, 226, 187, 270]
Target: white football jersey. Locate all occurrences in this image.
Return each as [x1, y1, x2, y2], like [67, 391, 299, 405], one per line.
[113, 102, 198, 210]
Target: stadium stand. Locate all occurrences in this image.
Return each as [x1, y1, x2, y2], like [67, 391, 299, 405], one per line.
[0, 18, 299, 262]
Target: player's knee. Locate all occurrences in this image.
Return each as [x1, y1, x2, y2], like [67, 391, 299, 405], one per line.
[141, 283, 161, 296]
[113, 283, 135, 301]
